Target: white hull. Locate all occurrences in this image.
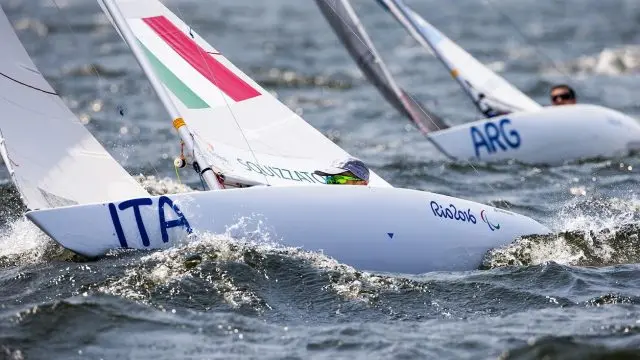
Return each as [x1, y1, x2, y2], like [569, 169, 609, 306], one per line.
[26, 185, 550, 274]
[429, 104, 640, 165]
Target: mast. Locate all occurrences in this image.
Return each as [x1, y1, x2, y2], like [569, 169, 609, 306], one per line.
[100, 0, 223, 190]
[342, 0, 437, 131]
[380, 0, 482, 113]
[338, 0, 406, 110]
[320, 0, 436, 133]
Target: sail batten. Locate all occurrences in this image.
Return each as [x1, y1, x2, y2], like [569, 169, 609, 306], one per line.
[377, 0, 542, 118]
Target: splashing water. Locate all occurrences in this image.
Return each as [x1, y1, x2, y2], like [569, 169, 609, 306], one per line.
[133, 174, 194, 195]
[93, 222, 431, 313]
[483, 194, 640, 269]
[554, 45, 640, 75]
[0, 218, 61, 267]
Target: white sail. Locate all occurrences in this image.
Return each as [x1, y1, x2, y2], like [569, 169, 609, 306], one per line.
[377, 0, 542, 117]
[99, 0, 392, 188]
[0, 6, 147, 210]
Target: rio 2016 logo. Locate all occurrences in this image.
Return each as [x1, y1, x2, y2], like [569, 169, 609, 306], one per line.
[430, 201, 476, 224]
[480, 210, 500, 231]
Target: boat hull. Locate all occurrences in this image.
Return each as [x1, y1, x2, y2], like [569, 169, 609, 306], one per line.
[26, 185, 550, 274]
[428, 104, 640, 165]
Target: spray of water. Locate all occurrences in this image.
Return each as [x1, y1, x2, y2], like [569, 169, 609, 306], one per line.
[483, 194, 640, 269]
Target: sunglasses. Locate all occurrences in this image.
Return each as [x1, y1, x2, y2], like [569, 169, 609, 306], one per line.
[551, 92, 574, 102]
[325, 174, 362, 184]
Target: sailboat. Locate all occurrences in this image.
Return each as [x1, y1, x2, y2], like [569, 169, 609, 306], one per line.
[0, 0, 550, 274]
[317, 0, 640, 165]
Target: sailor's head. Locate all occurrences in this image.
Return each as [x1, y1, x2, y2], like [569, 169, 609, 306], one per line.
[550, 84, 577, 106]
[314, 157, 369, 185]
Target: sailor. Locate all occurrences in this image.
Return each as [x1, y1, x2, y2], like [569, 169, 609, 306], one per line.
[550, 84, 577, 106]
[314, 157, 369, 185]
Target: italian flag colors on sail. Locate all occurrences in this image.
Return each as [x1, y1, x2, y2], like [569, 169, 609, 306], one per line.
[129, 15, 261, 110]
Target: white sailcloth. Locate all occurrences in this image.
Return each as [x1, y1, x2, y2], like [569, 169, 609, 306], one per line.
[99, 0, 392, 188]
[0, 6, 147, 210]
[377, 0, 542, 117]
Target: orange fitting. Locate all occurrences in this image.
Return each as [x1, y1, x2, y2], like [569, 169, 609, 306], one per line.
[173, 117, 186, 130]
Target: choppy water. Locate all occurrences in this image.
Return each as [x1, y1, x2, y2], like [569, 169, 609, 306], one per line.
[2, 0, 640, 358]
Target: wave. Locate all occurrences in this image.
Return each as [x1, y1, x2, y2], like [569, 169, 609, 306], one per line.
[94, 224, 431, 313]
[0, 217, 68, 268]
[483, 195, 640, 269]
[555, 45, 640, 76]
[500, 335, 640, 359]
[253, 67, 353, 90]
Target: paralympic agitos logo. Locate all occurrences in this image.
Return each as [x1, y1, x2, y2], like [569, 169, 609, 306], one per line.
[480, 210, 500, 231]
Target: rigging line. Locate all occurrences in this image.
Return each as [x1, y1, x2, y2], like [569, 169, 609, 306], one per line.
[0, 129, 18, 168]
[482, 0, 574, 82]
[117, 106, 164, 184]
[324, 0, 516, 211]
[470, 86, 527, 113]
[0, 71, 57, 95]
[49, 0, 108, 100]
[0, 128, 28, 206]
[198, 172, 207, 191]
[174, 163, 182, 184]
[50, 1, 167, 187]
[173, 5, 270, 187]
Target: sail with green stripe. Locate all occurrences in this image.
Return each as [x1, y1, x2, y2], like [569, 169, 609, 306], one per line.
[139, 41, 208, 109]
[99, 0, 392, 188]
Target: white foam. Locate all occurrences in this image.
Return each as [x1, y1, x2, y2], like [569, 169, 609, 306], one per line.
[133, 174, 194, 195]
[98, 231, 278, 308]
[555, 45, 640, 75]
[484, 235, 585, 268]
[0, 217, 54, 266]
[99, 219, 426, 308]
[549, 196, 640, 264]
[553, 195, 640, 234]
[485, 195, 640, 268]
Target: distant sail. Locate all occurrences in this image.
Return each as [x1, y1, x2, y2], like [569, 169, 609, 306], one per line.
[315, 0, 447, 134]
[377, 0, 542, 118]
[0, 6, 147, 210]
[99, 0, 392, 188]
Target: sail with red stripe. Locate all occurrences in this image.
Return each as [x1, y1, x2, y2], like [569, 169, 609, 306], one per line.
[99, 0, 391, 188]
[141, 16, 260, 103]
